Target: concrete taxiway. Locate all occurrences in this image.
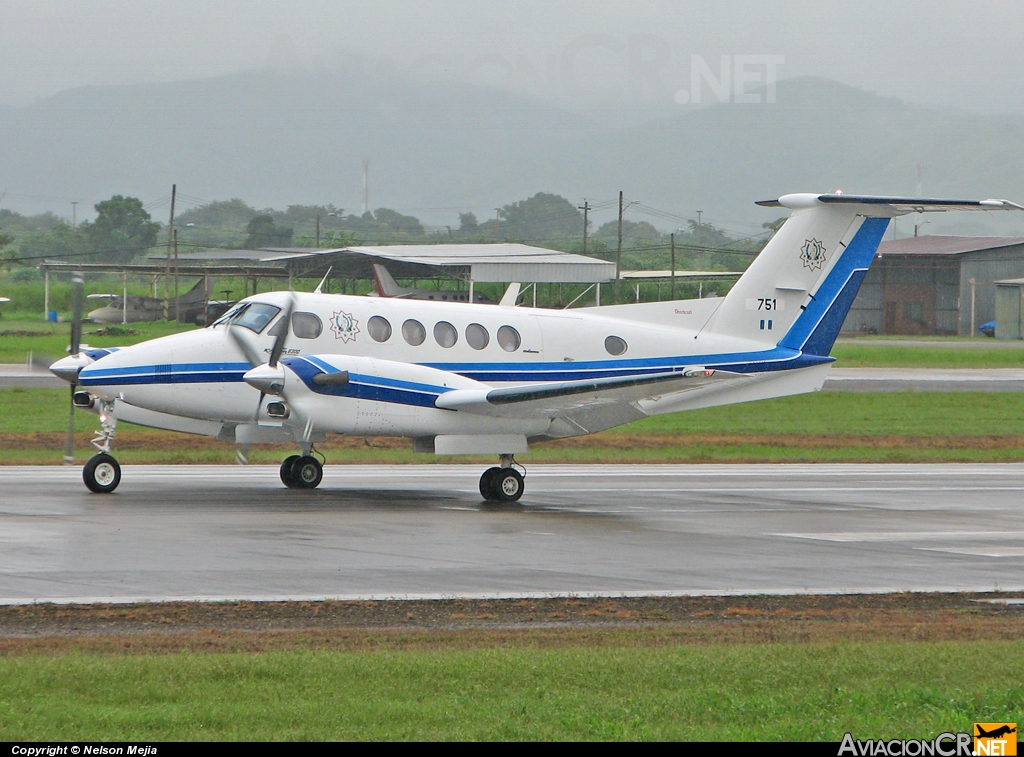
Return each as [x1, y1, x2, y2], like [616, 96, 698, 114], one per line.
[1, 464, 1022, 604]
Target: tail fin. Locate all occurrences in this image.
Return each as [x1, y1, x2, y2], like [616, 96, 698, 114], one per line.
[371, 263, 408, 297]
[705, 197, 884, 355]
[706, 193, 1022, 357]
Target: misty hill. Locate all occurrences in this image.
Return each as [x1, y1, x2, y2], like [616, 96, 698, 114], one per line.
[0, 69, 593, 221]
[1, 72, 1023, 235]
[497, 77, 1024, 235]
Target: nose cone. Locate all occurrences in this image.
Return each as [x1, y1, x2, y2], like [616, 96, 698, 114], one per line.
[243, 364, 286, 395]
[49, 353, 94, 384]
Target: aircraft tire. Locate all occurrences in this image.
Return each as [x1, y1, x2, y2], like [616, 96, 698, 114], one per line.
[83, 453, 121, 494]
[479, 467, 502, 500]
[493, 468, 524, 503]
[280, 455, 302, 488]
[290, 456, 323, 489]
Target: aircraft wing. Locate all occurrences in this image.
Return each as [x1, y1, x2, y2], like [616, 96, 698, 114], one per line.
[434, 368, 745, 420]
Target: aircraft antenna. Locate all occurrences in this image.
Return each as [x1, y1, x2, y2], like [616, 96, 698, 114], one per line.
[314, 267, 333, 294]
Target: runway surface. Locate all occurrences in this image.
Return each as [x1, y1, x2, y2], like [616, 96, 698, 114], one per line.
[2, 464, 1023, 604]
[823, 368, 1024, 392]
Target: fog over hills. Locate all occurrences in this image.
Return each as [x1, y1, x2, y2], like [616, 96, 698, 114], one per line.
[1, 70, 1022, 236]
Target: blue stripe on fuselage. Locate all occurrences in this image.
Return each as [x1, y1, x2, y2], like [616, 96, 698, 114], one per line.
[76, 349, 832, 391]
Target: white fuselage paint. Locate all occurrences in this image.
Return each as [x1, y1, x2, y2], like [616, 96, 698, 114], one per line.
[74, 290, 828, 444]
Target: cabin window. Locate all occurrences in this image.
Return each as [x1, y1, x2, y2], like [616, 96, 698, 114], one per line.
[220, 303, 281, 334]
[291, 312, 323, 339]
[605, 335, 628, 356]
[433, 321, 458, 348]
[368, 316, 392, 342]
[402, 319, 426, 346]
[466, 323, 489, 350]
[497, 325, 521, 352]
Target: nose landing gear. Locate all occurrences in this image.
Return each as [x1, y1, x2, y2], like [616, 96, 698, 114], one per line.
[480, 455, 525, 503]
[83, 452, 121, 493]
[83, 400, 121, 494]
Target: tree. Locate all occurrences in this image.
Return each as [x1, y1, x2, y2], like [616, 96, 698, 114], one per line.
[371, 208, 423, 235]
[497, 193, 582, 241]
[176, 199, 257, 228]
[81, 195, 161, 263]
[593, 219, 664, 245]
[458, 212, 478, 231]
[13, 223, 82, 266]
[244, 214, 293, 248]
[0, 226, 14, 269]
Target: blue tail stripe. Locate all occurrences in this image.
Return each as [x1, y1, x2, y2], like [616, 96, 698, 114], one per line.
[779, 216, 889, 352]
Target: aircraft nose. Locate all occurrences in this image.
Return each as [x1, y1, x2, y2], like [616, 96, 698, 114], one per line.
[49, 353, 94, 384]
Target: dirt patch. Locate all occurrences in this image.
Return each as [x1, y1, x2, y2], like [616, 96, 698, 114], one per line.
[1, 593, 1022, 655]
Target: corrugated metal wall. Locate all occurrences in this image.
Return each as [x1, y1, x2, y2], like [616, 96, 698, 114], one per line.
[842, 243, 1024, 336]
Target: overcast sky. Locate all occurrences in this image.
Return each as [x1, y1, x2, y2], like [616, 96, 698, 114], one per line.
[1, 0, 1023, 112]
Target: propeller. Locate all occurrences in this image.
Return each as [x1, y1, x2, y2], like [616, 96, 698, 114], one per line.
[63, 273, 85, 464]
[226, 295, 295, 421]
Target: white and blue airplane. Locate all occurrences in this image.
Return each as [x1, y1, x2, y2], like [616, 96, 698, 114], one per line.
[50, 193, 1023, 500]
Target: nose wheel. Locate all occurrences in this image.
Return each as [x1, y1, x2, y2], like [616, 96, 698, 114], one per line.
[83, 453, 121, 494]
[480, 465, 524, 503]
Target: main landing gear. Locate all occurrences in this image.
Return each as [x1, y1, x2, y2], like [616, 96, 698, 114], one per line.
[479, 455, 525, 503]
[83, 400, 122, 494]
[280, 452, 323, 489]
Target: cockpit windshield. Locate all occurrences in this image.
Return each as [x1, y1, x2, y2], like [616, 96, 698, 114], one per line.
[213, 302, 282, 334]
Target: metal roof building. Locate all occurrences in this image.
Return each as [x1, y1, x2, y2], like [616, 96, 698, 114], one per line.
[842, 236, 1024, 336]
[162, 243, 617, 285]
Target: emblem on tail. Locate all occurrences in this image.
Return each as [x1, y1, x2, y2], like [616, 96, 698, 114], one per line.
[800, 238, 827, 271]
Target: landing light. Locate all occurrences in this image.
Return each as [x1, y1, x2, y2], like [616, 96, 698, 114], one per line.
[266, 402, 290, 419]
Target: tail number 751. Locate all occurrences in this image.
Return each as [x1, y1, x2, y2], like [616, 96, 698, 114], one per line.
[746, 297, 784, 311]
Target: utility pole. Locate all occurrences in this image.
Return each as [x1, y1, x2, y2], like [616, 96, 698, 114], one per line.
[163, 184, 176, 320]
[578, 200, 590, 255]
[173, 229, 180, 324]
[316, 213, 321, 247]
[362, 158, 370, 214]
[670, 232, 676, 300]
[615, 191, 623, 304]
[696, 210, 703, 236]
[71, 202, 78, 229]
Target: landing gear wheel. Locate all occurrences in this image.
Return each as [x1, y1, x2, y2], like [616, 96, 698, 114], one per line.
[479, 467, 502, 500]
[493, 468, 524, 502]
[83, 453, 121, 494]
[280, 454, 302, 488]
[290, 455, 323, 489]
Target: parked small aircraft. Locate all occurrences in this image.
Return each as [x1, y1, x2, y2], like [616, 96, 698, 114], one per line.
[51, 194, 1022, 500]
[88, 279, 225, 324]
[371, 262, 493, 303]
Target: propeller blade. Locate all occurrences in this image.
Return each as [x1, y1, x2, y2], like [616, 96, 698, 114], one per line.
[254, 391, 266, 421]
[69, 272, 84, 357]
[63, 273, 84, 465]
[268, 294, 296, 368]
[227, 323, 262, 368]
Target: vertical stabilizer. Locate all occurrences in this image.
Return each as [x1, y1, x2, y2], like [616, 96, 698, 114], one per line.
[705, 195, 888, 355]
[372, 263, 408, 297]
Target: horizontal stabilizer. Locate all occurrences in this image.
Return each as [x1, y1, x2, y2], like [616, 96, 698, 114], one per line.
[756, 194, 1024, 215]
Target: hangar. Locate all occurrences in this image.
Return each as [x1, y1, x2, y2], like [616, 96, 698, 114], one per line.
[841, 236, 1024, 336]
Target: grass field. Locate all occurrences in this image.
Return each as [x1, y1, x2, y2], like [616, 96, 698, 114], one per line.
[830, 342, 1024, 368]
[1, 641, 1020, 740]
[4, 388, 1024, 464]
[0, 319, 195, 363]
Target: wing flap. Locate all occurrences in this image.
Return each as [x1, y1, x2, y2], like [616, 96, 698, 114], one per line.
[434, 368, 746, 419]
